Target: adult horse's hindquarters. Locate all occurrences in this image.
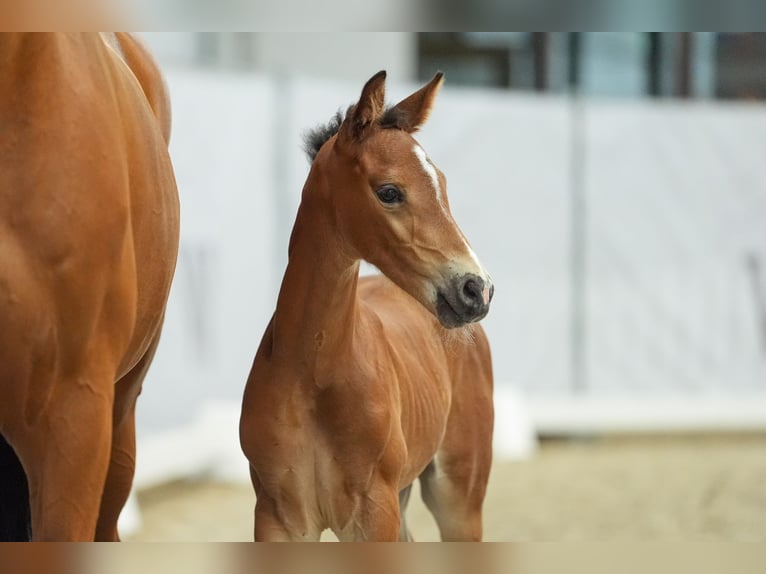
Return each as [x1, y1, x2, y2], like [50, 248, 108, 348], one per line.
[0, 33, 179, 541]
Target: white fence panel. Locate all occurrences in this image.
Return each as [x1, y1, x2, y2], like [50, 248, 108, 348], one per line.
[585, 100, 766, 395]
[136, 71, 278, 441]
[129, 72, 766, 489]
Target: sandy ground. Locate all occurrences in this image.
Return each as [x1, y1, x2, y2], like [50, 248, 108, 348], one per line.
[128, 434, 766, 541]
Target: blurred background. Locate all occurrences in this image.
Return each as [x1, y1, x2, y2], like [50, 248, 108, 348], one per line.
[121, 33, 766, 540]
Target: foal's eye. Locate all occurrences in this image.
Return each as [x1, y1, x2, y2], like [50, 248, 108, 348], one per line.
[375, 185, 404, 205]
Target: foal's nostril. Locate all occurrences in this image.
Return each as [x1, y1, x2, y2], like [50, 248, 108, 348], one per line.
[461, 277, 483, 308]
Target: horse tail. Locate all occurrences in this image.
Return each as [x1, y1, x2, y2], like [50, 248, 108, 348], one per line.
[0, 433, 31, 541]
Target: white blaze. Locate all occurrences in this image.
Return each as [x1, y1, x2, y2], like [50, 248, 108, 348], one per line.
[413, 144, 445, 211]
[413, 145, 491, 285]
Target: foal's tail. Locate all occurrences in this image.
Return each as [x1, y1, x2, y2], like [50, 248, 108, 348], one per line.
[0, 433, 31, 541]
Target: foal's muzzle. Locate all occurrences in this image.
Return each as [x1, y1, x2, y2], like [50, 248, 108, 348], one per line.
[436, 273, 494, 328]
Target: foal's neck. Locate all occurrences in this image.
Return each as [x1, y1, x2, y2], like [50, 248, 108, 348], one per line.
[271, 194, 360, 366]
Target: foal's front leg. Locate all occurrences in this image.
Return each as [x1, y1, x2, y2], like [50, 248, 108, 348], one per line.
[254, 498, 294, 542]
[340, 479, 401, 542]
[251, 470, 322, 542]
[340, 440, 407, 541]
[253, 498, 322, 542]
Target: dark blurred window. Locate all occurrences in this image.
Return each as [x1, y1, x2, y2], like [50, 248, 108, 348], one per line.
[418, 33, 513, 88]
[418, 33, 765, 101]
[716, 34, 766, 100]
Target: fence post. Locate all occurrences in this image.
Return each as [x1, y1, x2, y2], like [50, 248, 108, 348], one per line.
[569, 33, 588, 394]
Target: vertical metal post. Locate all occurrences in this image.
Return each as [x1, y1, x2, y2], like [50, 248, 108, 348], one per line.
[532, 33, 550, 92]
[677, 32, 693, 98]
[568, 33, 587, 394]
[647, 32, 662, 97]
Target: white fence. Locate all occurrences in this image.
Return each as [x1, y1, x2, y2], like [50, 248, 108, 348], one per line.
[130, 71, 766, 491]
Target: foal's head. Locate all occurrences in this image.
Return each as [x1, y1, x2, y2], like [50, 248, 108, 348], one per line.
[304, 71, 494, 329]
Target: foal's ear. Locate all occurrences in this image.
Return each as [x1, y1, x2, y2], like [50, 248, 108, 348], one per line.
[387, 72, 444, 133]
[342, 70, 387, 141]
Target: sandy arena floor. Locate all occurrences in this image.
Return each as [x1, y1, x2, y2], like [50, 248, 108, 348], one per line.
[128, 434, 766, 541]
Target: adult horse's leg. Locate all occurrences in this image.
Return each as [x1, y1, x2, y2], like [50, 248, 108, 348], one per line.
[20, 362, 115, 541]
[94, 407, 135, 542]
[94, 336, 160, 542]
[398, 484, 415, 542]
[95, 329, 163, 541]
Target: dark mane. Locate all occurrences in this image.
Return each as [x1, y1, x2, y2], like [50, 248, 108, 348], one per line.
[379, 106, 409, 130]
[302, 106, 407, 163]
[302, 109, 346, 163]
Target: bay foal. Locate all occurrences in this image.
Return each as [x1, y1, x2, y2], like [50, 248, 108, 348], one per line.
[0, 33, 179, 541]
[240, 71, 494, 541]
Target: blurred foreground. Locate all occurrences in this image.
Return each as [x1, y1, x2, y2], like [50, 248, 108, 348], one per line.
[128, 433, 766, 541]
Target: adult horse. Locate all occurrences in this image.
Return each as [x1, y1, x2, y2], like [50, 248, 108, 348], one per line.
[0, 33, 179, 541]
[240, 71, 494, 541]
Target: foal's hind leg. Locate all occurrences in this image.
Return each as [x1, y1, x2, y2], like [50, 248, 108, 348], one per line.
[419, 395, 493, 541]
[421, 330, 494, 541]
[95, 330, 162, 541]
[419, 454, 487, 541]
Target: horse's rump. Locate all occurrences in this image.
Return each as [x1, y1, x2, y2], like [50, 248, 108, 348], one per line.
[0, 33, 179, 540]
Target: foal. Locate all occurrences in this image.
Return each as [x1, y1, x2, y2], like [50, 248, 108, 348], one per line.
[240, 71, 494, 541]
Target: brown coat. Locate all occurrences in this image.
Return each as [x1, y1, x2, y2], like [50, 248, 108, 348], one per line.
[0, 33, 179, 541]
[240, 71, 494, 541]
